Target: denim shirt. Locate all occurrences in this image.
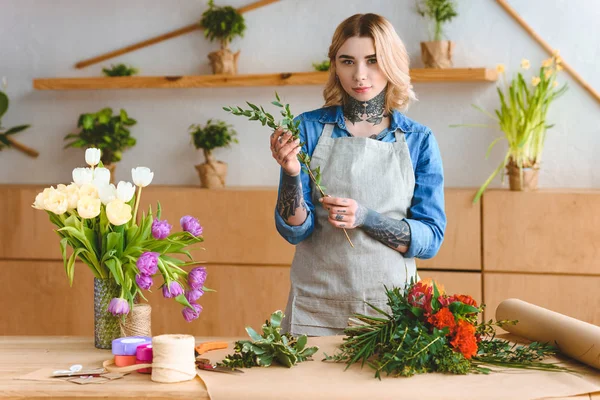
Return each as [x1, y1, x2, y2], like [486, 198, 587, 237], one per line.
[274, 105, 446, 260]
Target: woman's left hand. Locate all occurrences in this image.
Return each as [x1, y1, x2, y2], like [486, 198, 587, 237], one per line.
[319, 196, 367, 229]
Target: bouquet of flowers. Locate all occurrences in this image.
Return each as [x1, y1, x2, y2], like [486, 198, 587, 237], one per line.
[326, 279, 570, 378]
[32, 148, 210, 323]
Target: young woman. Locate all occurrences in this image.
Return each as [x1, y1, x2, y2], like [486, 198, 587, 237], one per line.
[270, 13, 446, 336]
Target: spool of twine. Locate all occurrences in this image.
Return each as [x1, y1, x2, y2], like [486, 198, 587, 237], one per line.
[102, 334, 197, 383]
[120, 303, 152, 338]
[151, 334, 196, 383]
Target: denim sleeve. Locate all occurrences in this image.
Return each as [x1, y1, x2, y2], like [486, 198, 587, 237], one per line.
[274, 115, 316, 245]
[404, 131, 446, 259]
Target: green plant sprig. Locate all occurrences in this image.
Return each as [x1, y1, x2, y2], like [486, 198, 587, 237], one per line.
[102, 64, 139, 77]
[223, 93, 355, 247]
[217, 310, 319, 369]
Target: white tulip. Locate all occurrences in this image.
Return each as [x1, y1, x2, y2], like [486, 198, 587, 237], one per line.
[32, 191, 46, 210]
[72, 167, 93, 186]
[44, 187, 68, 215]
[57, 183, 80, 210]
[106, 199, 132, 226]
[77, 197, 101, 219]
[97, 183, 117, 205]
[85, 148, 101, 167]
[116, 181, 135, 202]
[131, 167, 154, 187]
[79, 183, 99, 199]
[93, 167, 111, 187]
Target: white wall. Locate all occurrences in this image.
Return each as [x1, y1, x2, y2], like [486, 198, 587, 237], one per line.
[1, 0, 599, 188]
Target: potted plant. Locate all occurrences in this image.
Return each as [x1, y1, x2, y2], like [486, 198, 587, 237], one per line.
[189, 119, 238, 188]
[416, 0, 458, 68]
[64, 107, 137, 180]
[200, 0, 246, 75]
[452, 53, 568, 203]
[102, 63, 139, 77]
[0, 81, 37, 157]
[312, 59, 330, 72]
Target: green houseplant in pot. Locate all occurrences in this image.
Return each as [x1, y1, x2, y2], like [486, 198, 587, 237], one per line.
[102, 63, 139, 77]
[200, 0, 246, 75]
[64, 107, 137, 181]
[452, 53, 568, 203]
[190, 119, 238, 188]
[416, 0, 458, 68]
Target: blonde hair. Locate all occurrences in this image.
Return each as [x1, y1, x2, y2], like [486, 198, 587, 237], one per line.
[323, 14, 416, 113]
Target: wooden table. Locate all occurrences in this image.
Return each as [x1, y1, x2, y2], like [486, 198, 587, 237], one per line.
[0, 337, 210, 399]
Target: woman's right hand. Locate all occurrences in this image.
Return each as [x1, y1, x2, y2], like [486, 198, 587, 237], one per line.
[270, 127, 301, 177]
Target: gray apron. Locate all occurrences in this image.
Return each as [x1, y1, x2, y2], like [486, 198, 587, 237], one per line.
[282, 123, 418, 336]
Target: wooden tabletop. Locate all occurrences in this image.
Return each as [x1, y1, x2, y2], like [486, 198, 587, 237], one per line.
[0, 336, 210, 400]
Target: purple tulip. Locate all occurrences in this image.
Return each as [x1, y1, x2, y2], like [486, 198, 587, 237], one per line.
[185, 288, 204, 303]
[108, 298, 130, 316]
[182, 303, 203, 322]
[136, 252, 159, 276]
[135, 274, 153, 290]
[188, 266, 207, 290]
[152, 219, 172, 240]
[180, 215, 203, 237]
[162, 281, 184, 298]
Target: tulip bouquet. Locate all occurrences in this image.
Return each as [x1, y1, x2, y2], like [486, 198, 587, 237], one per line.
[32, 148, 210, 324]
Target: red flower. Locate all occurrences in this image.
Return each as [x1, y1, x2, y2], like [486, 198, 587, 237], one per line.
[438, 295, 451, 307]
[427, 307, 456, 334]
[450, 320, 478, 359]
[408, 282, 433, 314]
[450, 294, 478, 308]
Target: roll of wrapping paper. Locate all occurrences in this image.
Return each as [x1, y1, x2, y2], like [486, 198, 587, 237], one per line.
[496, 298, 600, 370]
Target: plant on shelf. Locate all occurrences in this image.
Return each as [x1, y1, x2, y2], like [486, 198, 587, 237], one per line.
[32, 148, 211, 349]
[415, 0, 458, 68]
[451, 53, 568, 203]
[200, 0, 246, 75]
[64, 107, 137, 179]
[189, 119, 238, 188]
[102, 63, 139, 77]
[0, 79, 37, 157]
[312, 59, 330, 72]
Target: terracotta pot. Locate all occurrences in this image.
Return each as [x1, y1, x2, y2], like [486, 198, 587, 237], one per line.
[208, 48, 241, 75]
[506, 160, 540, 191]
[420, 41, 454, 68]
[195, 161, 228, 188]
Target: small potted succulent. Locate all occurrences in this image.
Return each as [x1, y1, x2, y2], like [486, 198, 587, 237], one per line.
[200, 0, 246, 75]
[64, 107, 137, 180]
[416, 0, 458, 68]
[102, 63, 139, 77]
[189, 119, 238, 188]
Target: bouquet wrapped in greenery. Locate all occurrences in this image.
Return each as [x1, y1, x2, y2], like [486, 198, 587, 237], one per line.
[32, 148, 210, 322]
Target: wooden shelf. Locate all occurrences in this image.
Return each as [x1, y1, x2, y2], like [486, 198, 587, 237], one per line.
[33, 68, 497, 90]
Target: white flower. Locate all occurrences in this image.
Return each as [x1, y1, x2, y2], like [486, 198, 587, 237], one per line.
[44, 187, 68, 215]
[72, 167, 93, 186]
[32, 191, 46, 210]
[132, 167, 154, 187]
[85, 148, 101, 167]
[79, 183, 99, 199]
[57, 183, 80, 210]
[77, 197, 101, 219]
[116, 181, 135, 202]
[106, 199, 132, 226]
[97, 183, 117, 205]
[93, 167, 111, 187]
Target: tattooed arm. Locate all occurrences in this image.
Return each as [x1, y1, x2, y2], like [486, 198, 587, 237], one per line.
[277, 172, 308, 226]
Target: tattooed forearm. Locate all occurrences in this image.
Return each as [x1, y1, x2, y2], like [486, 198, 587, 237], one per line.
[357, 207, 411, 252]
[277, 172, 306, 221]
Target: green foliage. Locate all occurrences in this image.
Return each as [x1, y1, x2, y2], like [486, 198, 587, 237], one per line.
[415, 0, 458, 41]
[189, 119, 238, 152]
[200, 0, 246, 49]
[0, 89, 31, 151]
[64, 108, 137, 164]
[102, 64, 139, 77]
[312, 59, 330, 72]
[217, 310, 319, 369]
[224, 92, 327, 195]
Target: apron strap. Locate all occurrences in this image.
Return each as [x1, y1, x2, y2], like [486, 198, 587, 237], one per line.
[322, 123, 335, 138]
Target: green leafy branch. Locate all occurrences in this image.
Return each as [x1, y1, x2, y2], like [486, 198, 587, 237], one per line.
[217, 310, 319, 369]
[102, 63, 139, 77]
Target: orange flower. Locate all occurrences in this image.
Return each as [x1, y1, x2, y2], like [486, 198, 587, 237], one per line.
[419, 278, 445, 294]
[427, 307, 456, 334]
[452, 294, 478, 308]
[450, 320, 478, 359]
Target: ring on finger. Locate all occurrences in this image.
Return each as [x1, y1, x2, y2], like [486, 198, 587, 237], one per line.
[335, 214, 344, 221]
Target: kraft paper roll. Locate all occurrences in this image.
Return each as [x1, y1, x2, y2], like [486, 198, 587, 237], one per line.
[496, 298, 600, 370]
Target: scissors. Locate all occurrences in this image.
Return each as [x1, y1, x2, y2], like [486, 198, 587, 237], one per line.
[194, 341, 244, 375]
